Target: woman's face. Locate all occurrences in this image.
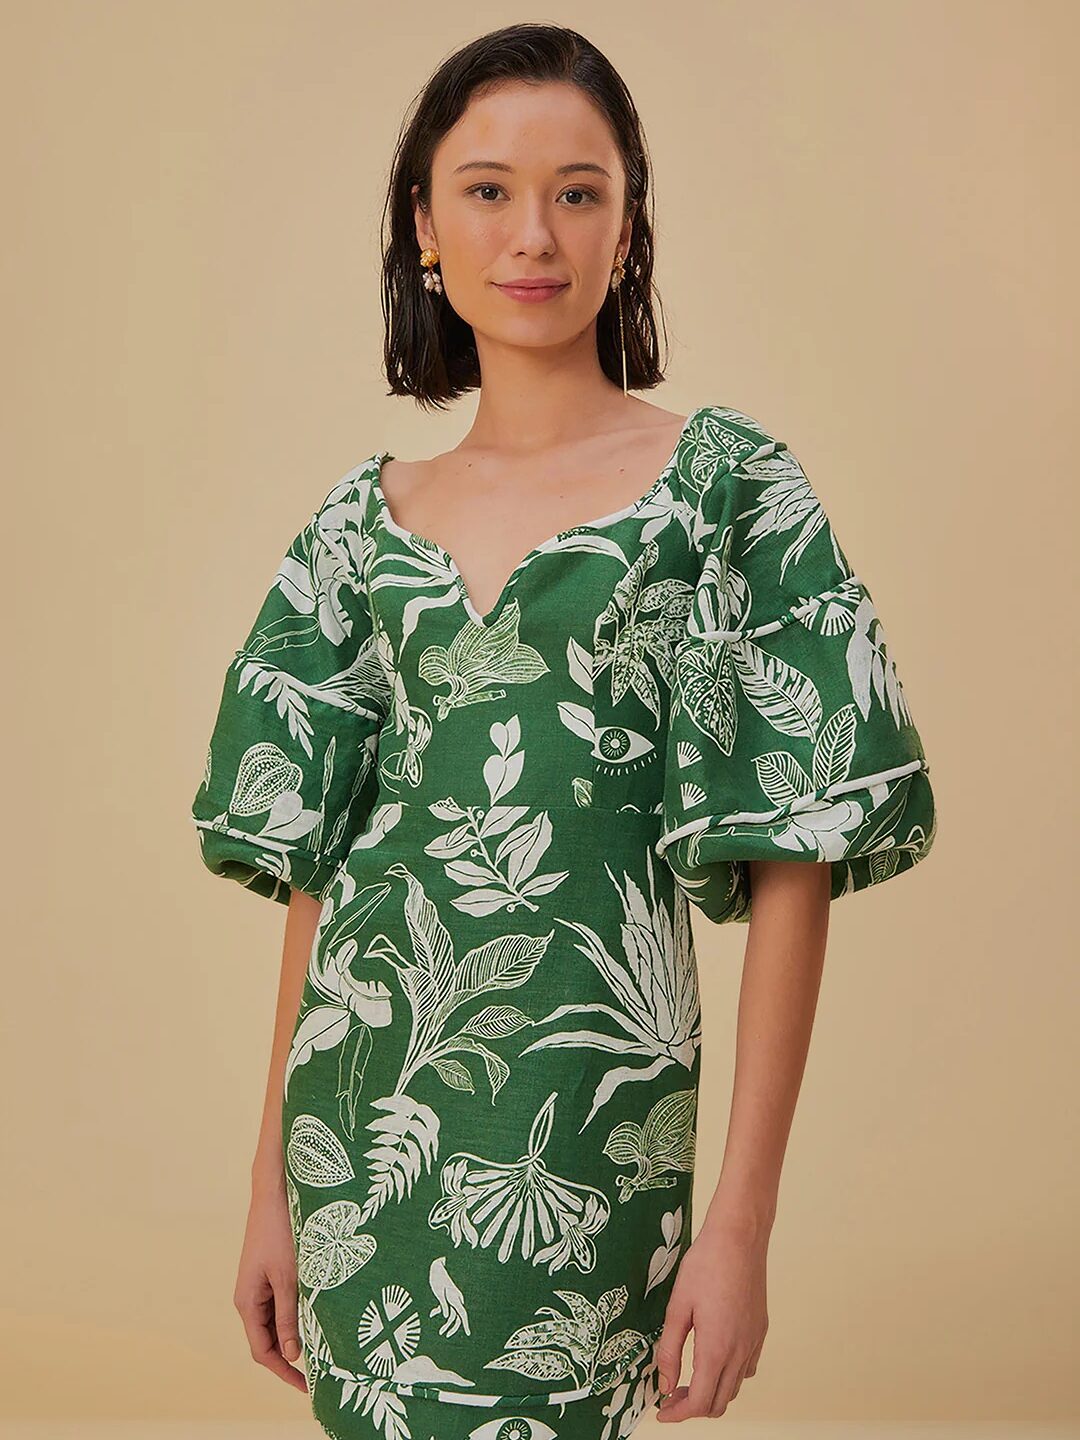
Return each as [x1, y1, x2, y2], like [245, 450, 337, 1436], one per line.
[413, 80, 632, 349]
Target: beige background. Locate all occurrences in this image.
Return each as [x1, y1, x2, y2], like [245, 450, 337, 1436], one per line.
[4, 0, 1077, 1430]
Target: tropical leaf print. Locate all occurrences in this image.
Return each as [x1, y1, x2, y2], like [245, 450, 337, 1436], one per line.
[284, 876, 395, 1133]
[418, 600, 549, 718]
[191, 408, 935, 1436]
[286, 1172, 302, 1240]
[360, 864, 552, 1215]
[602, 1089, 697, 1201]
[690, 518, 908, 749]
[596, 1342, 663, 1440]
[297, 1199, 377, 1294]
[644, 1207, 686, 1296]
[334, 1371, 412, 1439]
[561, 632, 659, 786]
[673, 640, 738, 755]
[298, 1288, 333, 1389]
[734, 444, 841, 580]
[376, 620, 435, 791]
[520, 850, 701, 1131]
[230, 518, 388, 760]
[593, 538, 693, 724]
[484, 715, 525, 802]
[360, 1093, 441, 1225]
[287, 1112, 357, 1187]
[427, 1091, 612, 1274]
[566, 633, 594, 701]
[368, 529, 466, 649]
[423, 718, 570, 913]
[633, 468, 694, 545]
[483, 1284, 650, 1395]
[847, 591, 915, 729]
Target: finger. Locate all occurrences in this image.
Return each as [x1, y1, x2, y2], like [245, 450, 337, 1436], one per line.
[729, 1360, 746, 1401]
[654, 1301, 692, 1406]
[655, 1382, 688, 1422]
[709, 1356, 745, 1415]
[268, 1318, 309, 1394]
[687, 1342, 724, 1419]
[237, 1293, 308, 1392]
[659, 1341, 721, 1423]
[271, 1267, 303, 1365]
[745, 1331, 766, 1377]
[731, 1340, 760, 1397]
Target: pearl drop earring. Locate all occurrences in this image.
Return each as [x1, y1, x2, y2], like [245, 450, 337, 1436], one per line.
[420, 247, 443, 295]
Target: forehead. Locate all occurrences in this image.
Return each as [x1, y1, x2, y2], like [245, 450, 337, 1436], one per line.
[436, 80, 619, 169]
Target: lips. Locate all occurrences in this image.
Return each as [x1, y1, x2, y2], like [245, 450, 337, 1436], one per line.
[497, 278, 569, 288]
[494, 279, 570, 303]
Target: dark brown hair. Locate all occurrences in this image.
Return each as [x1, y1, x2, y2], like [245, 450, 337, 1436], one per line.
[381, 23, 668, 409]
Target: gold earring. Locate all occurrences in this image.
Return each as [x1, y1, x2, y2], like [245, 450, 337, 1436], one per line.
[420, 247, 443, 295]
[610, 250, 628, 396]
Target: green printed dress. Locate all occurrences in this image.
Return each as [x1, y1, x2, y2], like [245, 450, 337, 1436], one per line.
[191, 404, 937, 1440]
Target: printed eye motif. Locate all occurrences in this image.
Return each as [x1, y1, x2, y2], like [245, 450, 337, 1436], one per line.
[592, 725, 656, 772]
[467, 1419, 558, 1440]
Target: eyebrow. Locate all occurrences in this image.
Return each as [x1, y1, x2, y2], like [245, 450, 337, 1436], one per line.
[452, 160, 612, 179]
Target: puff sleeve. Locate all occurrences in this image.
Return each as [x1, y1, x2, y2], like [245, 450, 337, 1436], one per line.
[190, 468, 390, 905]
[655, 413, 937, 925]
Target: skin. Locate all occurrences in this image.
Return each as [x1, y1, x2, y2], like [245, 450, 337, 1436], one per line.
[234, 77, 836, 1419]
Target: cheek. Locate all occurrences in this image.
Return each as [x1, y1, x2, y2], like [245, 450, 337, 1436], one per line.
[447, 211, 506, 264]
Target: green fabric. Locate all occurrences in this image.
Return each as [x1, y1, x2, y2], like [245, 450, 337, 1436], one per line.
[191, 404, 936, 1438]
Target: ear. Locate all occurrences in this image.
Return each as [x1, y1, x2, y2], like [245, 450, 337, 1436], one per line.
[618, 203, 636, 260]
[411, 182, 437, 251]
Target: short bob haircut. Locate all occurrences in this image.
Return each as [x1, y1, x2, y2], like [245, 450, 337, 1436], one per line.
[381, 23, 669, 409]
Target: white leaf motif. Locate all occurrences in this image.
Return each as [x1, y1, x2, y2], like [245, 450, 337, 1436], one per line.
[558, 700, 597, 743]
[566, 635, 595, 695]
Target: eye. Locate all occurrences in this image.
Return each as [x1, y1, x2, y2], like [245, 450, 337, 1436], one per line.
[465, 184, 600, 206]
[467, 1420, 558, 1440]
[558, 187, 600, 206]
[592, 725, 656, 773]
[466, 183, 506, 202]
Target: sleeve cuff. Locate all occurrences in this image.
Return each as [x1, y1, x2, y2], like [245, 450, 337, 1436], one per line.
[191, 813, 346, 906]
[655, 760, 937, 924]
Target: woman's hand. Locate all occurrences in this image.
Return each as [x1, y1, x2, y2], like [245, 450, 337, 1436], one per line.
[233, 1174, 307, 1393]
[654, 1219, 769, 1422]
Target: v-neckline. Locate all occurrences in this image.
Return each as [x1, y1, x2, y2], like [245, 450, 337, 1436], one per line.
[368, 406, 705, 628]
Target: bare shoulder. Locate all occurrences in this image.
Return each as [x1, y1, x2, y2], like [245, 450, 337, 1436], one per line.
[378, 451, 448, 507]
[627, 401, 692, 432]
[378, 402, 693, 511]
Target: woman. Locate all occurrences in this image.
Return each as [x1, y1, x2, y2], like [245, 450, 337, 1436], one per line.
[191, 23, 937, 1439]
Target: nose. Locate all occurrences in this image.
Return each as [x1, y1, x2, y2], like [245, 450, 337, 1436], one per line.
[506, 197, 558, 256]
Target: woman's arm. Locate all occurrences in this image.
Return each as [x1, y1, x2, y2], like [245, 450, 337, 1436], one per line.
[234, 888, 323, 1392]
[250, 890, 322, 1192]
[656, 858, 832, 1423]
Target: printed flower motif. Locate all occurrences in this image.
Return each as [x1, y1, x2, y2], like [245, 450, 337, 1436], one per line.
[427, 1091, 612, 1274]
[418, 599, 550, 719]
[602, 1089, 697, 1202]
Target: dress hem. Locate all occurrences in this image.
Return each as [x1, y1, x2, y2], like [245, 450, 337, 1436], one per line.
[309, 1320, 664, 1409]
